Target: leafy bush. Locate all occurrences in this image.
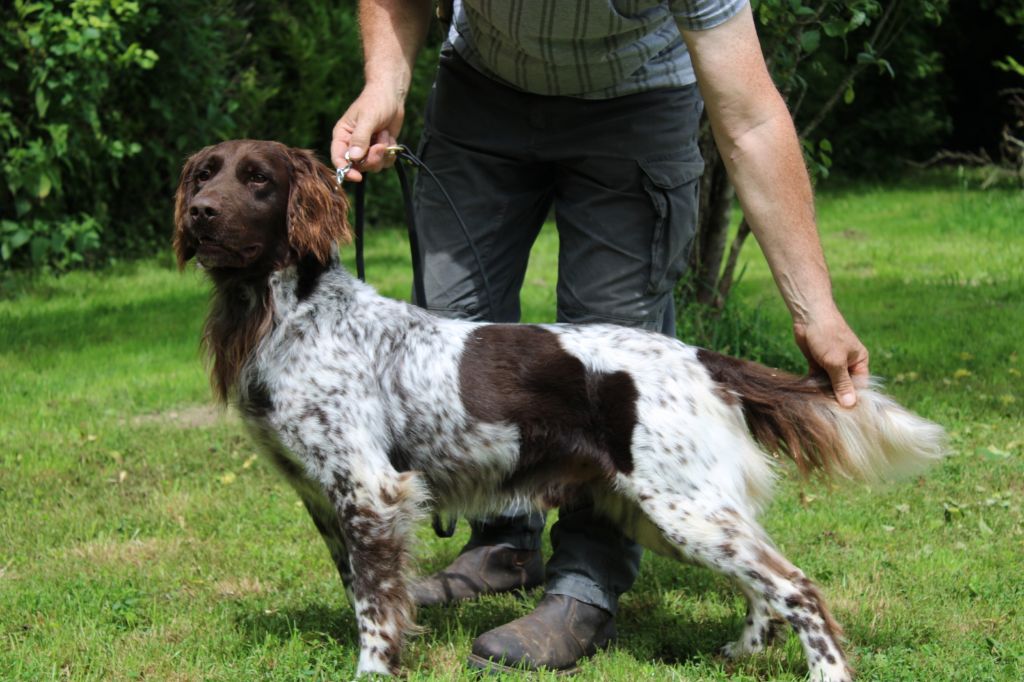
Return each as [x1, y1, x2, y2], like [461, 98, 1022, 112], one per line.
[1, 215, 101, 269]
[0, 0, 423, 271]
[1, 0, 157, 269]
[751, 0, 950, 177]
[677, 274, 804, 372]
[107, 0, 274, 255]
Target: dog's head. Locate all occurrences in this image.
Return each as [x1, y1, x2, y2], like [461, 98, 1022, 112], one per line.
[173, 140, 350, 272]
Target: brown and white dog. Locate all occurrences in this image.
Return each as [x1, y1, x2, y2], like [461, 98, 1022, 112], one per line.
[174, 140, 946, 679]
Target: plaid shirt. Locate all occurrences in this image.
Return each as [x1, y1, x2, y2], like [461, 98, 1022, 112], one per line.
[447, 0, 748, 98]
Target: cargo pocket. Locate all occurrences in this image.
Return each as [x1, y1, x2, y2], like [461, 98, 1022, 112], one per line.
[639, 154, 705, 295]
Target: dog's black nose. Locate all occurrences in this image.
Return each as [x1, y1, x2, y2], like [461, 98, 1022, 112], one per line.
[189, 197, 220, 221]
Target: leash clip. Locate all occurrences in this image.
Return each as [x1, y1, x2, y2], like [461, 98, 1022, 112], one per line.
[336, 150, 354, 185]
[337, 146, 407, 185]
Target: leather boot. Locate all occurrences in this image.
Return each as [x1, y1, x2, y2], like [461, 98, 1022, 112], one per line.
[467, 593, 616, 674]
[411, 544, 544, 607]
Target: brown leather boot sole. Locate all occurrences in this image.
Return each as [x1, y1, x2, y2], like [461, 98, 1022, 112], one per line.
[465, 656, 587, 676]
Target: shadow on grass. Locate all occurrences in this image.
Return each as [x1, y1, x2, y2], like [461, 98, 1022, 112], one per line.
[231, 595, 528, 655]
[619, 562, 742, 666]
[233, 602, 360, 650]
[229, 560, 745, 670]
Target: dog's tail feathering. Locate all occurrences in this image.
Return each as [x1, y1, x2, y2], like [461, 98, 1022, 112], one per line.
[697, 349, 947, 482]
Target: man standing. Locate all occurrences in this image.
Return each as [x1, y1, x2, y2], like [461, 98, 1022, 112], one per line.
[332, 0, 869, 674]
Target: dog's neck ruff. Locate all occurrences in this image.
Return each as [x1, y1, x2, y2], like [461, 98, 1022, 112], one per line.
[265, 254, 368, 313]
[245, 258, 448, 404]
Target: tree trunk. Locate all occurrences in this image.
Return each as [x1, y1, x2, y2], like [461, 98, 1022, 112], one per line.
[716, 217, 752, 302]
[689, 118, 734, 307]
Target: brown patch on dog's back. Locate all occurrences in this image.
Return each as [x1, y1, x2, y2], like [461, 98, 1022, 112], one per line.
[458, 325, 639, 485]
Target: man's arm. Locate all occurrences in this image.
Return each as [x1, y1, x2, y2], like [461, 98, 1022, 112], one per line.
[331, 0, 433, 180]
[679, 4, 869, 407]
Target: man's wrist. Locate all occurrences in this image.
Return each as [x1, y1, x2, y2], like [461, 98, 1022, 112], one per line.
[790, 300, 840, 327]
[363, 57, 413, 92]
[365, 81, 409, 109]
[774, 270, 836, 324]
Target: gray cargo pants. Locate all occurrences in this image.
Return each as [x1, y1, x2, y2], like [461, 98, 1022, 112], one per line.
[413, 48, 705, 614]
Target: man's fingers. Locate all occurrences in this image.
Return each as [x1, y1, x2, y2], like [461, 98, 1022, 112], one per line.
[330, 144, 394, 185]
[849, 354, 870, 381]
[826, 362, 858, 408]
[364, 132, 399, 170]
[347, 117, 376, 163]
[329, 106, 376, 174]
[350, 102, 399, 159]
[331, 115, 357, 171]
[793, 316, 869, 408]
[330, 129, 348, 170]
[340, 167, 365, 183]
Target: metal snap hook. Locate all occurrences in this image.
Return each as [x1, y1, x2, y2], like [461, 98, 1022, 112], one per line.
[337, 146, 407, 184]
[336, 151, 354, 185]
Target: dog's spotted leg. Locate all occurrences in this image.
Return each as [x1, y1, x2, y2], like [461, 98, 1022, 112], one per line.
[718, 536, 851, 681]
[631, 494, 853, 682]
[325, 468, 425, 677]
[720, 586, 787, 659]
[738, 545, 852, 682]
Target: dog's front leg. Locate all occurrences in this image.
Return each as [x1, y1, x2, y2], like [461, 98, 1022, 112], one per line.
[326, 466, 424, 676]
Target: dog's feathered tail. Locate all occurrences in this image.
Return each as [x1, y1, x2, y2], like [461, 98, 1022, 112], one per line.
[697, 349, 947, 482]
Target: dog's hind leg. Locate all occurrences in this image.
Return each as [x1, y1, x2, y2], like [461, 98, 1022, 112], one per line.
[720, 585, 788, 659]
[626, 492, 853, 682]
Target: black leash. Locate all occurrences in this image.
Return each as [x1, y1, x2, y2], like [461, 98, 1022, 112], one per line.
[341, 144, 494, 538]
[392, 152, 426, 307]
[343, 145, 495, 315]
[353, 176, 366, 282]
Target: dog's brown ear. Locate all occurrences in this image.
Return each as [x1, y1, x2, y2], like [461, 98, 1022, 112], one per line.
[286, 148, 351, 264]
[173, 149, 205, 269]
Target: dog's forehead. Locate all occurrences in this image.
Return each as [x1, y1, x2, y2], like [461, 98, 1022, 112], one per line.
[197, 140, 288, 170]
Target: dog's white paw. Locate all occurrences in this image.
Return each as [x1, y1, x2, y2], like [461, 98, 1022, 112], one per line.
[720, 636, 763, 660]
[355, 652, 393, 677]
[721, 617, 788, 660]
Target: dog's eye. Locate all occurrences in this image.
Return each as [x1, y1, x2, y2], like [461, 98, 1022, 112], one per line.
[195, 168, 211, 182]
[250, 172, 269, 184]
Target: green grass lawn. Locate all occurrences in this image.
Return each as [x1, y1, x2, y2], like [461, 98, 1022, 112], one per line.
[1, 176, 1022, 681]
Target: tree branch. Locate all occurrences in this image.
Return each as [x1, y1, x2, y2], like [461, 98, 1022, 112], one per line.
[800, 0, 906, 139]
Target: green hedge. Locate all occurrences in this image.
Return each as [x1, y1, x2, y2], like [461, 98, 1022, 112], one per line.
[1, 0, 438, 271]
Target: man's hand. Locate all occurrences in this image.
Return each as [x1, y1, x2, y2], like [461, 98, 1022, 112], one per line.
[793, 307, 869, 408]
[331, 85, 405, 182]
[330, 0, 432, 181]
